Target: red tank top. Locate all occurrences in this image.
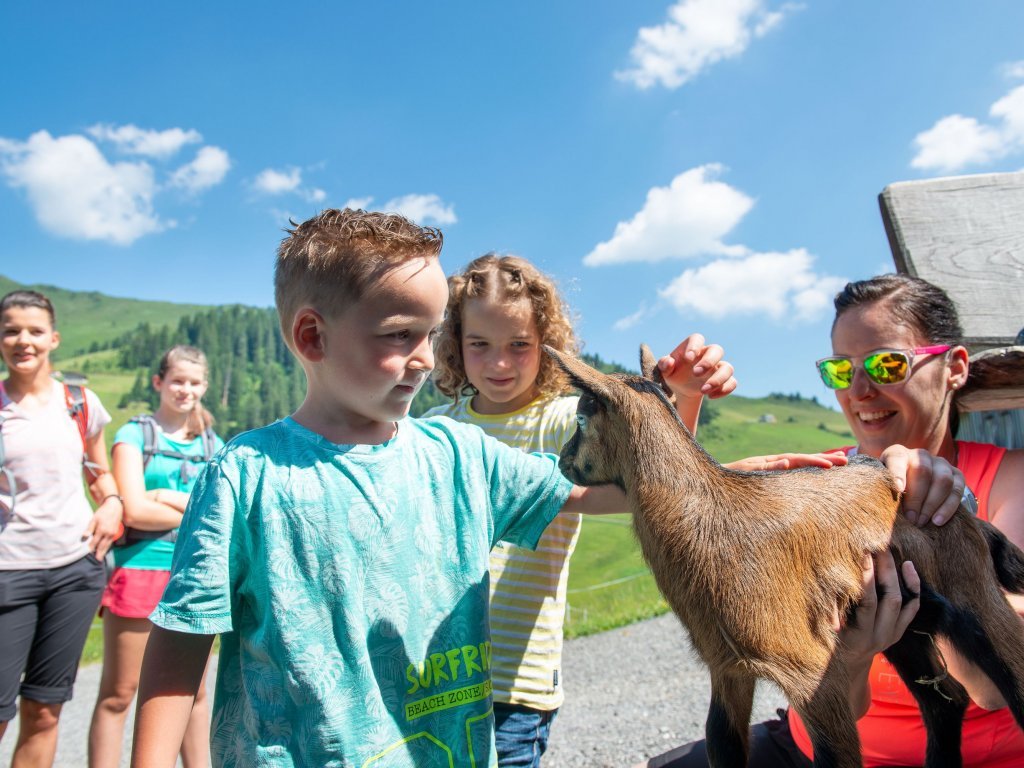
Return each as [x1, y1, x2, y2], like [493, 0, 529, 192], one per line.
[789, 441, 1022, 767]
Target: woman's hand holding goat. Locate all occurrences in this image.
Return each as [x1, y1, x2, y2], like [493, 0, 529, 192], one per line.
[878, 445, 965, 527]
[728, 445, 965, 528]
[839, 552, 922, 718]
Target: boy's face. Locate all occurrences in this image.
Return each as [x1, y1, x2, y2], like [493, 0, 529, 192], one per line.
[313, 257, 448, 431]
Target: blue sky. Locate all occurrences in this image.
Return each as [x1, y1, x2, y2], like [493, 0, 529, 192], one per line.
[2, 1, 1023, 399]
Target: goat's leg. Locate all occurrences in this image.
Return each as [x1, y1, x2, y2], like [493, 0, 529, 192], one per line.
[883, 583, 968, 768]
[704, 670, 755, 768]
[943, 591, 1024, 732]
[786, 658, 863, 768]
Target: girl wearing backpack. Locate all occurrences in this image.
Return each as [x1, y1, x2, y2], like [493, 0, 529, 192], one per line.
[88, 345, 223, 768]
[0, 290, 123, 767]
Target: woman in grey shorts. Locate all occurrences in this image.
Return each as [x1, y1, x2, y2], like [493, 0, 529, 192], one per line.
[0, 290, 123, 767]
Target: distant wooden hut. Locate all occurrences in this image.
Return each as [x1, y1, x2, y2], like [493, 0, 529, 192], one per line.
[878, 171, 1024, 448]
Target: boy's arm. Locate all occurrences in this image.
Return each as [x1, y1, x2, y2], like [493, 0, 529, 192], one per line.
[656, 333, 737, 434]
[561, 483, 627, 516]
[132, 627, 214, 768]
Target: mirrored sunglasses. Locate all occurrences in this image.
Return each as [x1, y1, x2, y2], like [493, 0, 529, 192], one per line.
[816, 345, 951, 390]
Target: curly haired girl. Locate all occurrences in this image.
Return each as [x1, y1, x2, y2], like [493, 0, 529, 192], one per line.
[428, 253, 733, 765]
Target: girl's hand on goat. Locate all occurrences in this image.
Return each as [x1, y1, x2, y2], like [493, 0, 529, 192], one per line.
[657, 334, 737, 400]
[878, 445, 965, 527]
[725, 451, 849, 472]
[839, 552, 921, 717]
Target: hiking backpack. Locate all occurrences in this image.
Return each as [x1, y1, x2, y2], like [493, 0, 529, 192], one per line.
[116, 414, 217, 544]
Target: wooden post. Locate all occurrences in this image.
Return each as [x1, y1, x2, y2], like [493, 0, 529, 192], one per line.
[878, 171, 1024, 446]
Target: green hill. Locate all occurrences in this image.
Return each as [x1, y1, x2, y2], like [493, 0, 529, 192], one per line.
[0, 274, 210, 360]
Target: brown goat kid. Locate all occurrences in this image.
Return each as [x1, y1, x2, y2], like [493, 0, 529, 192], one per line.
[546, 344, 1024, 768]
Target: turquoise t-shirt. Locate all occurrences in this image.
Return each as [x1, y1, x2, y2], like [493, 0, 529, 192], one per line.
[112, 419, 224, 570]
[151, 415, 574, 768]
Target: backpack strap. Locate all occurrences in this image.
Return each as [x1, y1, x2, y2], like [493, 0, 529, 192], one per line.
[200, 426, 217, 461]
[0, 383, 13, 504]
[115, 416, 214, 548]
[118, 414, 176, 547]
[129, 415, 160, 469]
[63, 382, 108, 486]
[128, 415, 214, 466]
[63, 383, 89, 452]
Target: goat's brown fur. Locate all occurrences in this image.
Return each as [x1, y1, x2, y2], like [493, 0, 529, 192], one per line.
[547, 344, 1024, 768]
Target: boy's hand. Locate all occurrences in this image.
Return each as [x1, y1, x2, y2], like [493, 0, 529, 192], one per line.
[657, 333, 737, 401]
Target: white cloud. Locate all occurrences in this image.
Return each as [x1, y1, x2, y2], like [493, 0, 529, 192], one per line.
[584, 164, 845, 324]
[0, 126, 229, 245]
[911, 83, 1024, 172]
[253, 166, 327, 204]
[992, 84, 1024, 136]
[583, 164, 753, 266]
[383, 193, 457, 225]
[910, 115, 1007, 172]
[169, 146, 231, 194]
[612, 303, 654, 331]
[88, 123, 202, 158]
[1002, 61, 1024, 80]
[253, 167, 302, 195]
[659, 249, 846, 321]
[0, 130, 168, 245]
[616, 0, 800, 90]
[342, 196, 374, 210]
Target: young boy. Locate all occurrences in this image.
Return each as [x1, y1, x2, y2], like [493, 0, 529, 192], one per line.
[131, 209, 632, 768]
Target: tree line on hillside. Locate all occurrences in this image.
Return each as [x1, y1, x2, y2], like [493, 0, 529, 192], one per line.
[111, 305, 634, 436]
[116, 306, 305, 437]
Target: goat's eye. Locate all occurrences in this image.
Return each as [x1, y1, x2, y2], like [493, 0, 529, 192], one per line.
[576, 414, 587, 430]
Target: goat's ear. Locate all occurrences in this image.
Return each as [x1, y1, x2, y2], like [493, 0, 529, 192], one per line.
[543, 345, 621, 404]
[639, 343, 676, 405]
[639, 344, 658, 379]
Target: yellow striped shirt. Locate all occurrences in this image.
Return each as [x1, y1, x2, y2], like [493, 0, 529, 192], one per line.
[425, 394, 581, 710]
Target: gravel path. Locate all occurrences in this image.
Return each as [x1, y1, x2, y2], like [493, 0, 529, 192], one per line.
[1, 613, 788, 767]
[545, 612, 788, 767]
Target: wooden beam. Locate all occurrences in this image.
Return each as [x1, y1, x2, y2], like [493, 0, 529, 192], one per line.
[956, 346, 1024, 413]
[879, 171, 1024, 350]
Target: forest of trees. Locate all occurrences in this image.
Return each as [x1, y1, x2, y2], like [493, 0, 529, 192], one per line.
[116, 306, 306, 436]
[112, 306, 635, 436]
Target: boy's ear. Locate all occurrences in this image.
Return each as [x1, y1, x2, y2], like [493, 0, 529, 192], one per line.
[292, 308, 327, 362]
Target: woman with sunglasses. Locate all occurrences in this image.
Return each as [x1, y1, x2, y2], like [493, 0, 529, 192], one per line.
[644, 273, 1024, 768]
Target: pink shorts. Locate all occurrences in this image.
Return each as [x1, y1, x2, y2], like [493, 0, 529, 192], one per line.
[100, 567, 171, 619]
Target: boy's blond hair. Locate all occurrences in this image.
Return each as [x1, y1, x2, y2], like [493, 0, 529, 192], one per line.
[434, 253, 579, 401]
[274, 208, 444, 345]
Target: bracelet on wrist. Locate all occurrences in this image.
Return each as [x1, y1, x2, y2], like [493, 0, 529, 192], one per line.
[101, 494, 123, 508]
